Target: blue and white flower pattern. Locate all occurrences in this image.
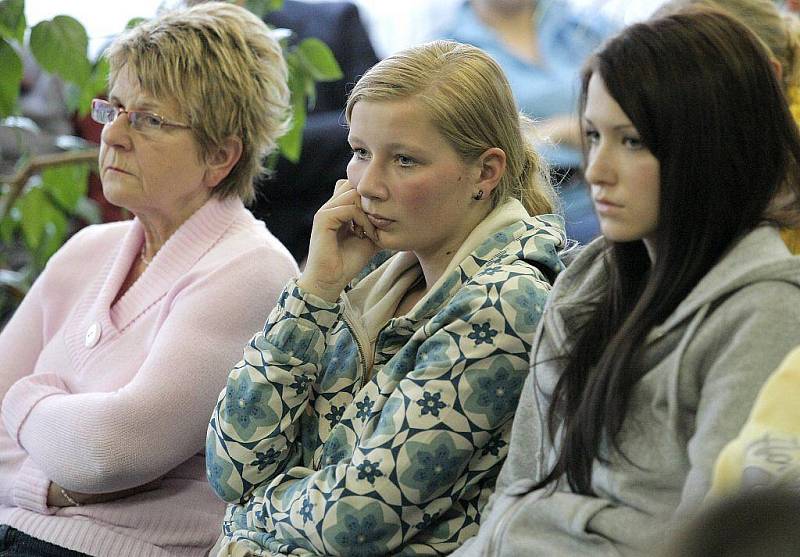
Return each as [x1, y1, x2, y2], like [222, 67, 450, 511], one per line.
[356, 459, 384, 484]
[206, 214, 565, 555]
[467, 322, 499, 346]
[416, 391, 447, 417]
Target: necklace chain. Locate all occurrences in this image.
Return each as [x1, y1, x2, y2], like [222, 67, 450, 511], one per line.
[140, 245, 152, 266]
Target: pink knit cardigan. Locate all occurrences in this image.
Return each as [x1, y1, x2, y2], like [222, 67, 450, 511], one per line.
[0, 196, 298, 556]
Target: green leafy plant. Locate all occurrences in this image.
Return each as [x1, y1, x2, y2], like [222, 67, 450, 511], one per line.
[0, 0, 342, 324]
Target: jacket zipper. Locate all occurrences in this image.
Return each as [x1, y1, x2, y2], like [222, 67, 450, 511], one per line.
[340, 308, 370, 389]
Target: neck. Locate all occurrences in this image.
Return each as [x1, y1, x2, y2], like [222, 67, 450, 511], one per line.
[471, 0, 539, 63]
[413, 203, 493, 295]
[472, 0, 536, 26]
[136, 194, 210, 263]
[414, 257, 447, 298]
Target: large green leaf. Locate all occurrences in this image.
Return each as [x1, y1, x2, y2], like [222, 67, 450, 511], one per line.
[277, 60, 307, 163]
[125, 16, 147, 30]
[0, 0, 25, 43]
[296, 38, 343, 82]
[30, 15, 91, 87]
[72, 56, 109, 117]
[0, 207, 17, 245]
[0, 38, 22, 117]
[286, 50, 317, 109]
[245, 0, 284, 19]
[41, 163, 90, 212]
[19, 186, 49, 250]
[34, 207, 69, 268]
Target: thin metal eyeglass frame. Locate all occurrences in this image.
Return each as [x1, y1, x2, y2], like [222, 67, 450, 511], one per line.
[90, 98, 191, 131]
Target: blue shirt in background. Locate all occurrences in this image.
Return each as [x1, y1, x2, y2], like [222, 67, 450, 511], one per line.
[442, 1, 617, 243]
[442, 0, 616, 168]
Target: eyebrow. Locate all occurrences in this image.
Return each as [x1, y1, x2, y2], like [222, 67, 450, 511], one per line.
[107, 94, 160, 112]
[385, 142, 420, 152]
[583, 117, 636, 132]
[347, 135, 420, 152]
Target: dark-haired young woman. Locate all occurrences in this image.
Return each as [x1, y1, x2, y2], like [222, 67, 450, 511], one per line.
[453, 8, 800, 557]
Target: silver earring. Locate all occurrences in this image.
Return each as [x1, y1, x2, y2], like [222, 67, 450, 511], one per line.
[472, 190, 484, 201]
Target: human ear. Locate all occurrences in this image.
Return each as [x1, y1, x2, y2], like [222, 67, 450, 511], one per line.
[203, 136, 243, 189]
[771, 57, 783, 82]
[473, 147, 506, 199]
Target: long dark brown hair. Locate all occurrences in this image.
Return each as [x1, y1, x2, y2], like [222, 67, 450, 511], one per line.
[537, 8, 800, 495]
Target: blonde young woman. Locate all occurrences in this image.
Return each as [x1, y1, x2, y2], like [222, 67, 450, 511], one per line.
[0, 3, 297, 556]
[206, 41, 566, 556]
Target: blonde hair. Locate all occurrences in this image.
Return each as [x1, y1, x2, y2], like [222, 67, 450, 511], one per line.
[105, 1, 290, 203]
[345, 40, 556, 216]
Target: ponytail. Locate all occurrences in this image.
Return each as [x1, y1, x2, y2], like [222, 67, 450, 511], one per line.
[504, 115, 558, 216]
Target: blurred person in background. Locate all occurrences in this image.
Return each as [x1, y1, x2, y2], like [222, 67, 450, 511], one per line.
[0, 51, 75, 178]
[661, 487, 800, 557]
[440, 0, 617, 243]
[657, 0, 800, 253]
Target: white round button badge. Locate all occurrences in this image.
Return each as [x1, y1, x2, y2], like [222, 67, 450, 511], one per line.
[85, 322, 102, 348]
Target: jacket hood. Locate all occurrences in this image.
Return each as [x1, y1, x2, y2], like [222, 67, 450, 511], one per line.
[654, 225, 800, 335]
[551, 225, 800, 339]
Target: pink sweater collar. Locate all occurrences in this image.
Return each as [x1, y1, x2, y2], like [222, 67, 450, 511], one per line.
[99, 196, 245, 331]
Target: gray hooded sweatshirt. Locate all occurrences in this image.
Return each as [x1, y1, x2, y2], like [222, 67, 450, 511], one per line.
[453, 225, 800, 557]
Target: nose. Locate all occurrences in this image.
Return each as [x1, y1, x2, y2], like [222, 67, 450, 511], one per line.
[100, 111, 133, 151]
[584, 142, 616, 187]
[350, 159, 388, 201]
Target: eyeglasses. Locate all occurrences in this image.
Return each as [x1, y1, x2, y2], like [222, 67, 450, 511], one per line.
[91, 98, 191, 132]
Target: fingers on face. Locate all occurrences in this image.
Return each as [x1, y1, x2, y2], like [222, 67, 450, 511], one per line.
[317, 202, 377, 242]
[345, 208, 375, 242]
[326, 187, 358, 207]
[320, 181, 376, 241]
[322, 185, 360, 214]
[333, 179, 354, 198]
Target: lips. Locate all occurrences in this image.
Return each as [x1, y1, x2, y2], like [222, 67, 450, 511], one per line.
[366, 213, 394, 230]
[593, 198, 623, 213]
[105, 165, 133, 176]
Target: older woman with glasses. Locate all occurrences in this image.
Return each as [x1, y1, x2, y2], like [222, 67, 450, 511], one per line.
[0, 3, 297, 556]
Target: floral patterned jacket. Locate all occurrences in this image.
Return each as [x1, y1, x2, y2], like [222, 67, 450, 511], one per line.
[206, 202, 565, 556]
